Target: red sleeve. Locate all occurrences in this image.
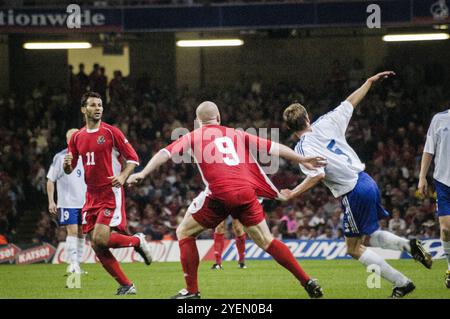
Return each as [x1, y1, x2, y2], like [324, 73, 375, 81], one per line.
[111, 127, 140, 165]
[244, 132, 272, 154]
[163, 133, 191, 158]
[68, 132, 79, 169]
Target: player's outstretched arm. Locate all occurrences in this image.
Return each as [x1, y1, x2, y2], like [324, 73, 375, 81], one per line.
[281, 174, 325, 201]
[418, 152, 433, 197]
[271, 142, 327, 170]
[345, 71, 395, 108]
[127, 150, 170, 185]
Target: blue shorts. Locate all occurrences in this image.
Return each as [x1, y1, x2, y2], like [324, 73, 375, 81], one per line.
[435, 179, 450, 217]
[341, 172, 389, 237]
[58, 208, 82, 226]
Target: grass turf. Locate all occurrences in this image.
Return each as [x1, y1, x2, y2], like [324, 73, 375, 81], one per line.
[0, 259, 448, 299]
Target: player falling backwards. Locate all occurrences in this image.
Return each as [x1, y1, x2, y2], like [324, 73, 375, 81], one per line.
[128, 101, 327, 299]
[212, 218, 247, 270]
[63, 92, 153, 295]
[47, 128, 87, 275]
[281, 71, 433, 298]
[419, 106, 450, 288]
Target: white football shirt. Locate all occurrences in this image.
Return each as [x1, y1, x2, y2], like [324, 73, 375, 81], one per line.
[294, 101, 365, 197]
[47, 148, 86, 208]
[424, 109, 450, 187]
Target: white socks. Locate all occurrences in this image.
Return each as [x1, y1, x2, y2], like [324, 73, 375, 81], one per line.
[359, 248, 409, 287]
[77, 237, 85, 264]
[369, 230, 411, 252]
[443, 240, 450, 270]
[66, 236, 78, 264]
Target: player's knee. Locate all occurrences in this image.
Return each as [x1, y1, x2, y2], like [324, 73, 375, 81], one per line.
[92, 233, 108, 248]
[232, 224, 244, 236]
[176, 225, 187, 241]
[215, 223, 225, 234]
[254, 234, 272, 250]
[441, 224, 450, 241]
[346, 246, 360, 259]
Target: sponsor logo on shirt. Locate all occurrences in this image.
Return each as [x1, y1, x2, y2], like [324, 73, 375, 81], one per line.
[97, 135, 106, 144]
[103, 209, 111, 217]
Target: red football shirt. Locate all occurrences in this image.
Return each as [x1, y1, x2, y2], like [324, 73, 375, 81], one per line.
[68, 122, 139, 190]
[163, 124, 280, 202]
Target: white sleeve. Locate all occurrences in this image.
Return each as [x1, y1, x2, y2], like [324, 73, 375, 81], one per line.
[46, 154, 63, 181]
[318, 101, 354, 136]
[423, 117, 435, 155]
[295, 144, 325, 178]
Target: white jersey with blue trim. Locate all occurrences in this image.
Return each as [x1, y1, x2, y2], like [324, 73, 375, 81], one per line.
[46, 148, 86, 208]
[424, 109, 450, 187]
[294, 101, 365, 198]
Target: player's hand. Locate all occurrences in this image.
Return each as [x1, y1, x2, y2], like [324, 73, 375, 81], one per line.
[418, 177, 428, 198]
[367, 71, 395, 83]
[280, 189, 294, 201]
[108, 174, 126, 188]
[48, 202, 57, 216]
[63, 152, 73, 172]
[301, 156, 327, 170]
[127, 172, 145, 186]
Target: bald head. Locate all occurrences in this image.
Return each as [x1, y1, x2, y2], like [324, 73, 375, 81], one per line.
[196, 101, 220, 125]
[66, 128, 79, 145]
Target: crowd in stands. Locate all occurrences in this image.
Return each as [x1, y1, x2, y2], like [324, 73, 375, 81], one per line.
[0, 56, 449, 247]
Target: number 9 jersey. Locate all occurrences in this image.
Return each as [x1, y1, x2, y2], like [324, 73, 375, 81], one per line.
[294, 101, 365, 198]
[163, 124, 281, 204]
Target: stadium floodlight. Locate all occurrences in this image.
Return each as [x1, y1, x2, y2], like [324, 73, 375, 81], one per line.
[23, 42, 92, 49]
[382, 33, 449, 42]
[176, 39, 244, 47]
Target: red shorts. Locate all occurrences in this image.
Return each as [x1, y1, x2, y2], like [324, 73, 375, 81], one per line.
[188, 189, 265, 229]
[81, 186, 127, 234]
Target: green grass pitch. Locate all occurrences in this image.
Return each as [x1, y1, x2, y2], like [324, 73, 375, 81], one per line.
[0, 260, 448, 299]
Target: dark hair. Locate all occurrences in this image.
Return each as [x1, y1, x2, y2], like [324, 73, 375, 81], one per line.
[81, 92, 102, 108]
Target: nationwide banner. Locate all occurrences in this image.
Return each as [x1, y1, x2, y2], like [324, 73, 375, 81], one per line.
[0, 0, 449, 33]
[49, 239, 445, 264]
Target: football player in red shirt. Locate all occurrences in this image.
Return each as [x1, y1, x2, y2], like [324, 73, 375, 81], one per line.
[64, 92, 153, 295]
[127, 101, 326, 299]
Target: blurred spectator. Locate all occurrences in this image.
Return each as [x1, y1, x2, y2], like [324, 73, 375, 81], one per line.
[388, 208, 406, 236]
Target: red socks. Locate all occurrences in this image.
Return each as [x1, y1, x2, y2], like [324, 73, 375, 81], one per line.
[235, 234, 246, 263]
[266, 239, 310, 286]
[213, 232, 225, 265]
[179, 237, 200, 293]
[96, 248, 132, 286]
[215, 232, 246, 264]
[107, 233, 140, 248]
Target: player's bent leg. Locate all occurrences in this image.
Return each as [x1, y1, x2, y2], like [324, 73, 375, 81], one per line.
[368, 229, 432, 269]
[212, 221, 225, 269]
[91, 224, 135, 293]
[348, 236, 414, 298]
[172, 213, 206, 299]
[439, 216, 450, 288]
[232, 219, 247, 268]
[246, 220, 322, 298]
